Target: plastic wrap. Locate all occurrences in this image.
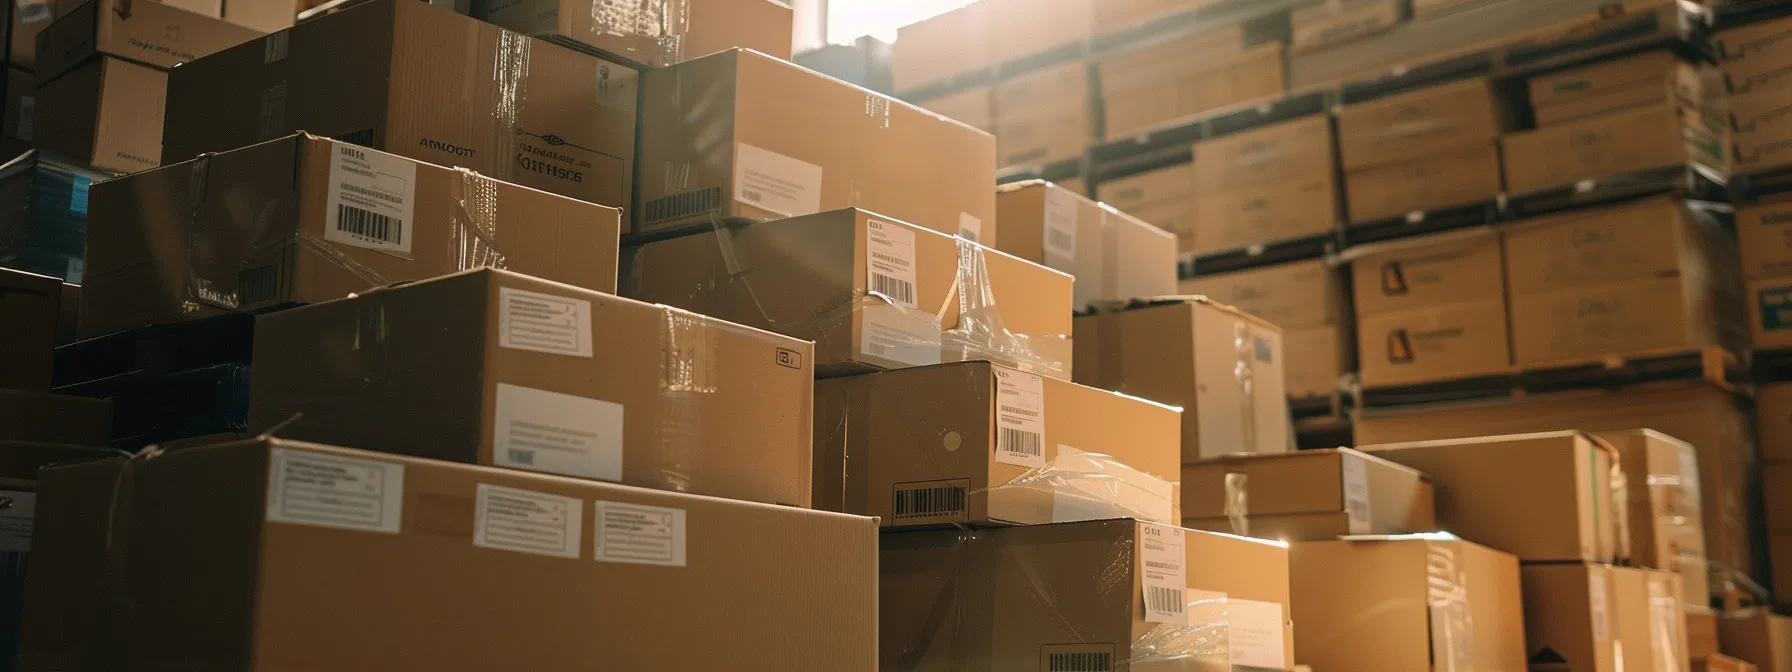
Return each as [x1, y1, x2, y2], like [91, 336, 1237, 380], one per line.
[941, 237, 1069, 378]
[977, 447, 1177, 525]
[1426, 538, 1476, 672]
[1223, 472, 1249, 537]
[588, 0, 687, 65]
[654, 305, 717, 494]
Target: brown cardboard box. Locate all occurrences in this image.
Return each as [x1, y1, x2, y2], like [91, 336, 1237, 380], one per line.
[639, 49, 994, 238]
[1701, 654, 1765, 672]
[1731, 87, 1792, 173]
[1190, 175, 1338, 255]
[1283, 325, 1349, 398]
[1192, 115, 1335, 195]
[1352, 382, 1754, 585]
[993, 61, 1091, 168]
[1740, 198, 1792, 281]
[1350, 229, 1503, 317]
[1514, 276, 1739, 367]
[1100, 40, 1283, 141]
[1099, 163, 1193, 214]
[35, 0, 257, 81]
[0, 443, 117, 672]
[19, 438, 878, 670]
[883, 519, 1295, 670]
[1775, 535, 1792, 603]
[1752, 277, 1792, 350]
[1290, 536, 1526, 671]
[1503, 196, 1724, 296]
[4, 68, 33, 142]
[1521, 563, 1621, 672]
[985, 0, 1092, 65]
[221, 0, 297, 32]
[1529, 50, 1707, 126]
[10, 0, 53, 69]
[1345, 142, 1503, 222]
[1350, 230, 1513, 387]
[163, 0, 637, 215]
[891, 1, 991, 92]
[1600, 429, 1710, 604]
[1093, 0, 1212, 34]
[82, 134, 620, 339]
[1501, 100, 1727, 194]
[919, 85, 994, 132]
[1716, 16, 1792, 91]
[32, 56, 164, 174]
[995, 180, 1177, 311]
[1291, 0, 1405, 55]
[475, 0, 791, 68]
[1612, 567, 1691, 671]
[246, 268, 815, 508]
[52, 0, 220, 18]
[0, 389, 110, 445]
[1179, 259, 1343, 331]
[1694, 609, 1722, 656]
[1767, 463, 1792, 533]
[1361, 431, 1622, 562]
[621, 209, 1074, 379]
[813, 362, 1181, 527]
[1337, 78, 1504, 171]
[1720, 610, 1792, 672]
[0, 268, 58, 392]
[1073, 298, 1289, 460]
[1182, 449, 1435, 541]
[1761, 382, 1792, 463]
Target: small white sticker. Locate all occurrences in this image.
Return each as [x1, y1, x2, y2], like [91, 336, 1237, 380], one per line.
[1589, 572, 1610, 641]
[994, 368, 1046, 468]
[867, 218, 919, 309]
[1227, 599, 1289, 669]
[492, 383, 624, 482]
[474, 484, 583, 559]
[734, 143, 822, 218]
[594, 501, 686, 566]
[1043, 188, 1079, 266]
[860, 303, 942, 368]
[0, 491, 36, 552]
[958, 213, 983, 243]
[16, 96, 33, 141]
[1138, 522, 1188, 626]
[1342, 455, 1373, 535]
[324, 144, 417, 257]
[498, 287, 593, 358]
[265, 448, 405, 534]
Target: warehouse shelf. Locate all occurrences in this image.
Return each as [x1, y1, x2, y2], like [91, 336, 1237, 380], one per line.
[1730, 164, 1792, 203]
[1338, 51, 1498, 105]
[1341, 199, 1503, 248]
[1499, 2, 1713, 78]
[1177, 231, 1337, 279]
[1357, 345, 1743, 410]
[1502, 164, 1728, 220]
[1710, 0, 1792, 30]
[1752, 348, 1792, 386]
[53, 312, 257, 389]
[1089, 90, 1331, 185]
[996, 157, 1085, 187]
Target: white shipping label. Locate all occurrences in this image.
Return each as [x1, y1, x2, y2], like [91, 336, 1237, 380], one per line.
[324, 144, 417, 256]
[492, 383, 624, 482]
[1589, 572, 1610, 641]
[734, 143, 822, 218]
[994, 368, 1046, 468]
[498, 287, 593, 358]
[1227, 599, 1289, 669]
[0, 491, 36, 552]
[860, 303, 942, 368]
[265, 448, 405, 534]
[474, 484, 583, 559]
[1342, 455, 1373, 535]
[1043, 188, 1079, 265]
[593, 501, 686, 567]
[958, 213, 983, 243]
[866, 218, 920, 309]
[1138, 522, 1189, 626]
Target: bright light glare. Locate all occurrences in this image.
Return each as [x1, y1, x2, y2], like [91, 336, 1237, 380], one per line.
[827, 0, 977, 44]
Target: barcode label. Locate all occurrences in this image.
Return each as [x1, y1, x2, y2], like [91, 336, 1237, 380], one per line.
[1047, 652, 1112, 672]
[1228, 599, 1288, 669]
[492, 383, 623, 481]
[1043, 188, 1079, 265]
[995, 368, 1047, 468]
[1589, 572, 1610, 641]
[1145, 586, 1185, 616]
[1138, 522, 1188, 626]
[893, 483, 967, 519]
[324, 143, 416, 256]
[498, 287, 593, 358]
[1342, 454, 1373, 535]
[866, 218, 920, 309]
[594, 501, 686, 567]
[870, 273, 915, 307]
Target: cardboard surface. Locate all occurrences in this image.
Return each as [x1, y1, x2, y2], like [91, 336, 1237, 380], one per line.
[995, 180, 1177, 312]
[1357, 297, 1512, 388]
[1181, 449, 1434, 541]
[1093, 0, 1214, 34]
[222, 0, 298, 32]
[82, 134, 620, 339]
[1344, 142, 1503, 223]
[32, 55, 165, 174]
[1775, 535, 1792, 604]
[1530, 50, 1706, 126]
[1074, 299, 1289, 461]
[985, 0, 1091, 65]
[1760, 382, 1792, 463]
[891, 1, 990, 92]
[1692, 609, 1722, 657]
[621, 208, 1074, 380]
[1511, 276, 1730, 367]
[1699, 654, 1764, 672]
[1521, 563, 1618, 672]
[1100, 39, 1282, 140]
[1719, 16, 1792, 95]
[1730, 87, 1792, 173]
[1190, 175, 1338, 255]
[1337, 78, 1504, 171]
[920, 85, 994, 132]
[813, 361, 1181, 527]
[247, 269, 815, 509]
[1350, 228, 1503, 317]
[993, 61, 1091, 168]
[1099, 163, 1193, 214]
[35, 0, 258, 81]
[4, 67, 33, 142]
[10, 0, 53, 69]
[1179, 259, 1343, 331]
[475, 0, 790, 68]
[1192, 115, 1335, 195]
[1599, 429, 1710, 603]
[1500, 100, 1726, 194]
[1752, 276, 1792, 351]
[1720, 610, 1792, 672]
[1291, 0, 1406, 55]
[0, 389, 110, 446]
[1738, 198, 1792, 282]
[1282, 325, 1350, 398]
[0, 268, 58, 392]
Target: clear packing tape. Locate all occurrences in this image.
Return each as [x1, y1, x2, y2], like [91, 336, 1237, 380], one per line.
[1426, 540, 1476, 672]
[975, 447, 1177, 526]
[587, 0, 687, 65]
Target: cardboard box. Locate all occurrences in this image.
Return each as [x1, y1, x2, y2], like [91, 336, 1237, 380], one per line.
[221, 0, 297, 32]
[0, 151, 101, 285]
[1190, 175, 1338, 255]
[985, 0, 1092, 65]
[475, 0, 791, 68]
[1182, 449, 1435, 541]
[1701, 654, 1764, 672]
[1719, 16, 1792, 95]
[1101, 40, 1283, 141]
[1337, 78, 1504, 171]
[1693, 609, 1722, 656]
[1290, 536, 1526, 671]
[621, 208, 1074, 379]
[1775, 535, 1792, 603]
[993, 61, 1091, 168]
[1361, 431, 1622, 562]
[1760, 382, 1792, 463]
[35, 0, 257, 81]
[813, 362, 1181, 527]
[995, 180, 1177, 311]
[1601, 429, 1711, 604]
[891, 1, 991, 93]
[0, 389, 110, 445]
[1179, 259, 1344, 330]
[1356, 297, 1512, 388]
[1514, 276, 1739, 367]
[1731, 87, 1792, 173]
[639, 49, 994, 238]
[1611, 567, 1691, 671]
[1093, 0, 1211, 34]
[246, 268, 816, 508]
[10, 0, 53, 69]
[1350, 228, 1504, 316]
[1721, 610, 1792, 672]
[0, 268, 59, 392]
[5, 67, 33, 142]
[1192, 115, 1335, 195]
[1501, 100, 1727, 194]
[1291, 0, 1406, 55]
[1739, 198, 1792, 281]
[19, 438, 878, 670]
[1752, 277, 1792, 350]
[82, 134, 621, 339]
[920, 85, 994, 132]
[1766, 463, 1792, 533]
[1283, 325, 1350, 398]
[0, 441, 115, 671]
[1521, 563, 1621, 672]
[1503, 197, 1727, 296]
[1345, 142, 1503, 222]
[883, 519, 1295, 670]
[1098, 163, 1193, 214]
[163, 0, 637, 214]
[1529, 50, 1707, 126]
[32, 55, 164, 174]
[1072, 298, 1289, 460]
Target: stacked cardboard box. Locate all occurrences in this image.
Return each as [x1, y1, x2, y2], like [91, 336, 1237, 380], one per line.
[1758, 383, 1792, 601]
[473, 0, 792, 68]
[1717, 16, 1792, 176]
[994, 180, 1177, 311]
[1181, 260, 1352, 399]
[1188, 115, 1339, 256]
[1290, 0, 1407, 56]
[993, 62, 1091, 169]
[1349, 228, 1513, 389]
[1337, 78, 1505, 223]
[1740, 199, 1792, 351]
[1098, 28, 1284, 140]
[1097, 164, 1195, 252]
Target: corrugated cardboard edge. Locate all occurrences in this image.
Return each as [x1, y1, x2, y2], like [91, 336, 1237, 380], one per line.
[1084, 295, 1284, 333]
[1186, 447, 1434, 484]
[1335, 225, 1498, 263]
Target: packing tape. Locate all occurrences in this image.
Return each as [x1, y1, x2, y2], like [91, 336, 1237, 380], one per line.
[588, 0, 688, 65]
[1129, 590, 1232, 669]
[1224, 472, 1249, 537]
[1646, 579, 1681, 672]
[1233, 321, 1259, 453]
[653, 305, 717, 494]
[941, 238, 1068, 379]
[451, 168, 508, 271]
[1426, 542, 1475, 672]
[492, 31, 530, 186]
[973, 447, 1177, 525]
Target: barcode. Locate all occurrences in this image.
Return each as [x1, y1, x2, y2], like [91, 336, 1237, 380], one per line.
[507, 449, 535, 466]
[1146, 586, 1185, 615]
[870, 273, 915, 306]
[894, 485, 965, 518]
[1048, 228, 1074, 249]
[336, 204, 401, 244]
[1000, 428, 1042, 457]
[1048, 652, 1112, 672]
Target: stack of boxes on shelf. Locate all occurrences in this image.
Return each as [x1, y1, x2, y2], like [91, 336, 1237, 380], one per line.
[1717, 16, 1792, 181]
[1335, 77, 1506, 224]
[1182, 260, 1351, 401]
[1187, 115, 1337, 257]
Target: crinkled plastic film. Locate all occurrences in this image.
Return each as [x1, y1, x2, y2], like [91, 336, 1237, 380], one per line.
[941, 238, 1068, 378]
[1610, 460, 1633, 563]
[974, 447, 1177, 525]
[1656, 437, 1710, 590]
[1233, 321, 1259, 453]
[1130, 590, 1232, 670]
[1645, 579, 1682, 672]
[451, 168, 508, 271]
[492, 31, 530, 186]
[1426, 542, 1475, 672]
[654, 305, 717, 494]
[1224, 472, 1249, 537]
[589, 0, 687, 65]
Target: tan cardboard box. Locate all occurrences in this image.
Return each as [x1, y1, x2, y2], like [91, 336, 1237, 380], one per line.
[35, 0, 258, 81]
[1350, 228, 1503, 317]
[82, 134, 620, 339]
[9, 0, 53, 69]
[1764, 463, 1792, 533]
[0, 388, 110, 446]
[1192, 114, 1335, 195]
[1093, 0, 1212, 34]
[1716, 16, 1792, 87]
[1283, 324, 1349, 398]
[1693, 610, 1722, 657]
[247, 269, 815, 508]
[1775, 536, 1792, 603]
[1530, 50, 1709, 126]
[1180, 259, 1343, 331]
[639, 49, 995, 238]
[883, 519, 1294, 670]
[891, 1, 991, 92]
[1337, 78, 1504, 171]
[1291, 0, 1405, 55]
[1346, 142, 1503, 222]
[1600, 429, 1711, 604]
[0, 269, 59, 392]
[18, 438, 878, 670]
[1731, 87, 1792, 173]
[164, 0, 637, 215]
[1501, 100, 1727, 194]
[32, 56, 164, 174]
[1611, 567, 1691, 670]
[1101, 40, 1283, 141]
[1752, 277, 1792, 350]
[1521, 563, 1622, 672]
[1182, 449, 1435, 541]
[1513, 276, 1737, 367]
[1072, 298, 1289, 460]
[1738, 199, 1792, 281]
[1356, 298, 1512, 388]
[1190, 175, 1338, 255]
[475, 0, 791, 68]
[1720, 610, 1792, 672]
[1760, 382, 1792, 463]
[813, 362, 1181, 527]
[1503, 197, 1725, 295]
[1361, 431, 1622, 563]
[1700, 654, 1764, 672]
[622, 209, 1074, 379]
[984, 0, 1091, 65]
[993, 61, 1091, 167]
[995, 180, 1177, 311]
[1290, 536, 1525, 671]
[221, 0, 297, 32]
[920, 85, 994, 132]
[4, 67, 33, 142]
[1099, 162, 1193, 213]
